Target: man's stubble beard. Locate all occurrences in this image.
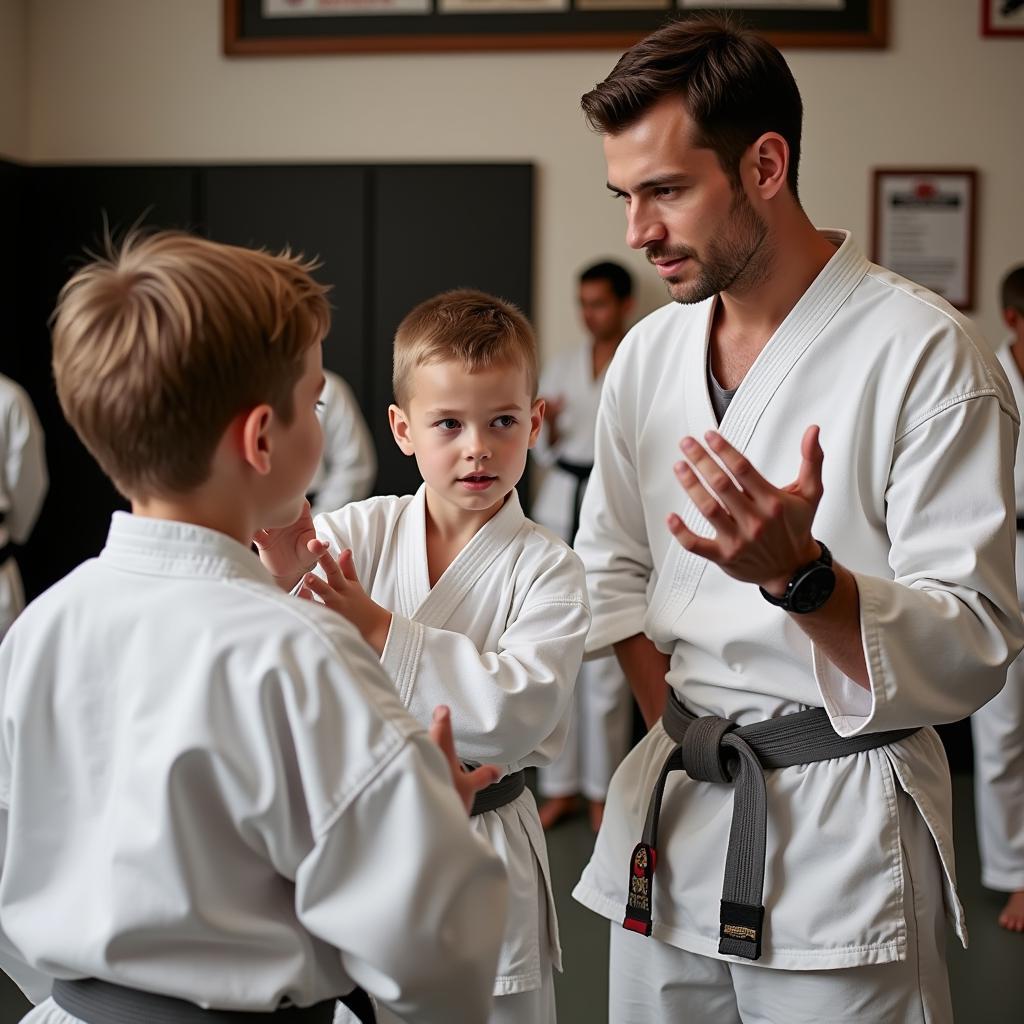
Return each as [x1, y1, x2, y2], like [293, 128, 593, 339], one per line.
[660, 191, 772, 306]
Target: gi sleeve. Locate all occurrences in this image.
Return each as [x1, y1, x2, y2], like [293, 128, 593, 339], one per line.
[574, 350, 654, 653]
[2, 384, 48, 544]
[309, 376, 376, 519]
[295, 736, 507, 1024]
[379, 548, 589, 765]
[815, 394, 1024, 735]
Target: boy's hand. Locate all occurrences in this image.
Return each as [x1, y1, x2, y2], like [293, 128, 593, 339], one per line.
[299, 546, 394, 656]
[429, 706, 500, 815]
[254, 500, 317, 591]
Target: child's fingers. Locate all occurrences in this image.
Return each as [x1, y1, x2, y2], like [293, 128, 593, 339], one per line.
[338, 549, 360, 583]
[297, 586, 314, 602]
[302, 574, 336, 603]
[306, 538, 330, 558]
[428, 705, 457, 767]
[463, 764, 500, 792]
[313, 548, 348, 590]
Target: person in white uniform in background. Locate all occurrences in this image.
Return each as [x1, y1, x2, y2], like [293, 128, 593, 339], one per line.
[308, 369, 376, 518]
[972, 263, 1024, 933]
[571, 16, 1024, 1024]
[0, 232, 508, 1024]
[533, 261, 635, 833]
[0, 373, 47, 640]
[261, 289, 590, 1024]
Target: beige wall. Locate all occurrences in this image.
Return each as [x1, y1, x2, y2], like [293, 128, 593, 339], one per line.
[20, 0, 1024, 350]
[0, 0, 28, 160]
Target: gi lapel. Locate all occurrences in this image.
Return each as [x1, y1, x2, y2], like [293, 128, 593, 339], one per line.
[648, 231, 870, 633]
[411, 487, 529, 628]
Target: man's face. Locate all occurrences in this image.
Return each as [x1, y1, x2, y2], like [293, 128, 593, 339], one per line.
[604, 95, 769, 304]
[579, 279, 631, 343]
[389, 359, 543, 520]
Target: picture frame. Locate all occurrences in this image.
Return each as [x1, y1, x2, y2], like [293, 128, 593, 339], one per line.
[981, 1, 1024, 37]
[223, 0, 888, 56]
[871, 168, 978, 311]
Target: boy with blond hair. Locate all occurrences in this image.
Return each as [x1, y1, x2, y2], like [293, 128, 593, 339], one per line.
[259, 289, 590, 1024]
[0, 233, 507, 1024]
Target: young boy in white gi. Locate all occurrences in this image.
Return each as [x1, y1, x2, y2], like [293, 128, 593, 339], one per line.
[972, 263, 1024, 932]
[570, 16, 1024, 1024]
[0, 372, 48, 640]
[0, 232, 508, 1024]
[533, 262, 635, 834]
[260, 289, 590, 1024]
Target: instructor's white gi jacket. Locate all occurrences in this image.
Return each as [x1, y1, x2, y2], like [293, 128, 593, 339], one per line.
[573, 230, 1024, 969]
[0, 514, 507, 1021]
[314, 486, 589, 995]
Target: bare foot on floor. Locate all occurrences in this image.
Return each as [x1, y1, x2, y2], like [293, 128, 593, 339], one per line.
[539, 795, 581, 830]
[998, 890, 1024, 932]
[588, 799, 605, 834]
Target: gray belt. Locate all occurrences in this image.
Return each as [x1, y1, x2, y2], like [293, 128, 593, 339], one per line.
[624, 689, 918, 960]
[470, 768, 526, 816]
[52, 979, 359, 1024]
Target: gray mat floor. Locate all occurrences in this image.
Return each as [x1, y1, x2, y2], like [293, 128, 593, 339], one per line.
[0, 772, 1020, 1022]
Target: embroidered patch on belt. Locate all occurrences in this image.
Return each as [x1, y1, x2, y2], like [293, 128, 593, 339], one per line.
[722, 925, 757, 941]
[622, 842, 657, 936]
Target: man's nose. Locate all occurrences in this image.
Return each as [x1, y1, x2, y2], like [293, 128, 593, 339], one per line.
[626, 199, 665, 251]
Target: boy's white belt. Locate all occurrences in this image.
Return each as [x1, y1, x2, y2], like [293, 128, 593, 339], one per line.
[623, 688, 918, 960]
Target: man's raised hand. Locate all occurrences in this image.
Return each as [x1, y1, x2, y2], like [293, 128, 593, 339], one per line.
[666, 425, 824, 596]
[429, 706, 500, 815]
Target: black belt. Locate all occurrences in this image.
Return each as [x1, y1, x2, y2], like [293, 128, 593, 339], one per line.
[52, 979, 349, 1024]
[554, 458, 593, 543]
[1017, 515, 1024, 532]
[623, 689, 918, 960]
[470, 768, 526, 816]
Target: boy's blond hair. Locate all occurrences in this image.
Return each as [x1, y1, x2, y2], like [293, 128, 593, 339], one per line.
[51, 230, 330, 500]
[392, 289, 538, 407]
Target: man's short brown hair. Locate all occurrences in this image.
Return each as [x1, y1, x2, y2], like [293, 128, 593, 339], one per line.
[392, 289, 538, 406]
[581, 14, 804, 199]
[51, 230, 330, 499]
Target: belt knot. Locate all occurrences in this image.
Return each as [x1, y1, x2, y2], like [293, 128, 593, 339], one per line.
[679, 714, 738, 784]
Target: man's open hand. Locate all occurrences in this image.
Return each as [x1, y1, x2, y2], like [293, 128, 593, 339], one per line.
[667, 426, 824, 596]
[429, 706, 500, 815]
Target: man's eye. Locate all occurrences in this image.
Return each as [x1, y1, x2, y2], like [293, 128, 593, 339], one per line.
[493, 415, 517, 429]
[654, 187, 678, 199]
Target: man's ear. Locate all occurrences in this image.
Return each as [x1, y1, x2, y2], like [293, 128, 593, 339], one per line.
[389, 404, 416, 456]
[528, 398, 545, 449]
[746, 132, 789, 202]
[239, 404, 274, 475]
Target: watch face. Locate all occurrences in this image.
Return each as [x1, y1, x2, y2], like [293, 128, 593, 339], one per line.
[790, 565, 836, 614]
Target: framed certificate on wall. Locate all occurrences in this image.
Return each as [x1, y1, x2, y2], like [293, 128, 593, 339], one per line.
[871, 169, 978, 311]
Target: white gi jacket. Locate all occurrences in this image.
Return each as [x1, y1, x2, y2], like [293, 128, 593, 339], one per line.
[309, 371, 377, 519]
[573, 230, 1024, 969]
[531, 343, 606, 541]
[0, 514, 507, 1022]
[313, 486, 590, 995]
[0, 375, 48, 639]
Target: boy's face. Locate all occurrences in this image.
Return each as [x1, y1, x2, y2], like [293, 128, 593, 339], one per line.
[389, 359, 543, 518]
[264, 342, 326, 527]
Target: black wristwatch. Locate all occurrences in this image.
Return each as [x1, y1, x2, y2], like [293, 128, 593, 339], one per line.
[759, 541, 835, 614]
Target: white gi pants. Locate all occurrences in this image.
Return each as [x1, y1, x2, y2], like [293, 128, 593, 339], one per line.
[538, 655, 632, 802]
[971, 649, 1024, 892]
[607, 793, 953, 1024]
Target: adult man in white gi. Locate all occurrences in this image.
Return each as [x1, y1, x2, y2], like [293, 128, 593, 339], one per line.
[0, 373, 48, 640]
[533, 261, 635, 833]
[971, 263, 1024, 932]
[571, 16, 1024, 1023]
[308, 369, 377, 518]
